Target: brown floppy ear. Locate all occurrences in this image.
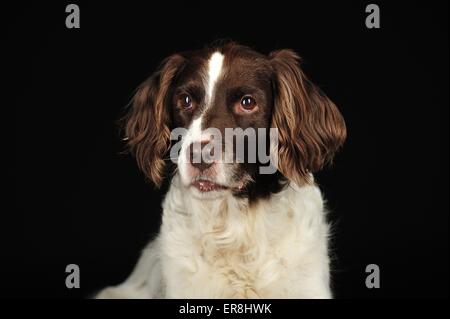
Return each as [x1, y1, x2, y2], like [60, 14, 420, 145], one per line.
[270, 49, 346, 185]
[123, 54, 185, 186]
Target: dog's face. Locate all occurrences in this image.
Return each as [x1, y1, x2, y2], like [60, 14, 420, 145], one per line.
[124, 43, 346, 200]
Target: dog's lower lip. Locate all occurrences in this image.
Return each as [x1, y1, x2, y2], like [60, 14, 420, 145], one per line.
[191, 180, 227, 192]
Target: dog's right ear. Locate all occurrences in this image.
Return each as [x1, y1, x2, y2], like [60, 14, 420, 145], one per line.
[123, 54, 185, 187]
[270, 49, 346, 185]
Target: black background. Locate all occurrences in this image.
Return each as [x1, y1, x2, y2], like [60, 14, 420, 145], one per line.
[8, 1, 448, 298]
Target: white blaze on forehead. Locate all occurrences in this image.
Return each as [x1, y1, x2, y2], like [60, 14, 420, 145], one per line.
[178, 52, 226, 186]
[205, 51, 224, 104]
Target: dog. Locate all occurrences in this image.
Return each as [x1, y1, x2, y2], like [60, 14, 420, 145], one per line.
[96, 42, 346, 298]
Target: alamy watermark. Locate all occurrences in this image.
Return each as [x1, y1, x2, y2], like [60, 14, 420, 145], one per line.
[365, 4, 380, 29]
[169, 127, 279, 175]
[365, 264, 381, 289]
[65, 264, 80, 289]
[65, 4, 80, 29]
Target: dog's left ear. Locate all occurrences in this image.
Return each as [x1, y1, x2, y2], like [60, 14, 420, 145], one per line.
[270, 49, 347, 185]
[122, 54, 185, 186]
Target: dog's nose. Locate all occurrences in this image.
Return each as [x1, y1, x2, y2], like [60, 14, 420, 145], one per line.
[189, 141, 214, 171]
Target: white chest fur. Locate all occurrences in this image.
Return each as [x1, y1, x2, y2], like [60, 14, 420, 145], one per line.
[159, 176, 331, 298]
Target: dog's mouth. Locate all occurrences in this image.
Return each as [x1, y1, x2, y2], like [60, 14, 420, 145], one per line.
[191, 179, 228, 192]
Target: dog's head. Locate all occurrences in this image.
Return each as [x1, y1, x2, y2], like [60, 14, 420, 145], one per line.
[123, 43, 346, 200]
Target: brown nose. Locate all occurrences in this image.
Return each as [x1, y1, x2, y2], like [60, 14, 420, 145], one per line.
[189, 141, 214, 171]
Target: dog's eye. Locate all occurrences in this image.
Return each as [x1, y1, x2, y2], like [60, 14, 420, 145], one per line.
[178, 94, 193, 109]
[240, 96, 257, 111]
